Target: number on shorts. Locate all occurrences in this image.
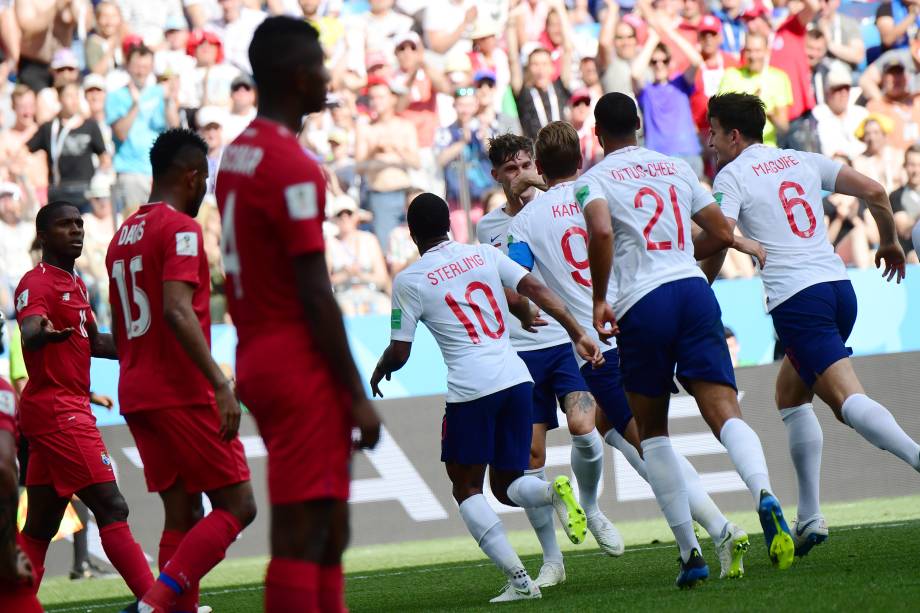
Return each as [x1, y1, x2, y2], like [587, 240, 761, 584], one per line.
[634, 185, 685, 251]
[445, 281, 506, 344]
[778, 181, 817, 238]
[560, 226, 591, 287]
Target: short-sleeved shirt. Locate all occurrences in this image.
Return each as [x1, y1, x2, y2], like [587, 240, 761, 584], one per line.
[718, 66, 794, 147]
[507, 181, 619, 362]
[712, 144, 847, 311]
[27, 119, 107, 185]
[876, 1, 920, 50]
[390, 241, 532, 402]
[574, 147, 712, 318]
[891, 184, 920, 221]
[105, 84, 167, 175]
[476, 206, 569, 352]
[215, 118, 330, 380]
[14, 263, 95, 436]
[769, 15, 816, 121]
[867, 49, 920, 93]
[106, 202, 213, 413]
[637, 76, 701, 156]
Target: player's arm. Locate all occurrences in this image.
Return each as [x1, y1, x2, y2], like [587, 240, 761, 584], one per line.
[294, 252, 381, 449]
[19, 315, 73, 351]
[690, 203, 734, 260]
[163, 280, 241, 441]
[833, 165, 907, 282]
[504, 234, 546, 333]
[86, 321, 117, 359]
[370, 340, 412, 398]
[582, 198, 618, 344]
[693, 221, 765, 284]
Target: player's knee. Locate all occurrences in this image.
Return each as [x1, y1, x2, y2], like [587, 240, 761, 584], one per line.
[451, 483, 482, 504]
[102, 492, 130, 524]
[231, 492, 258, 528]
[492, 487, 515, 507]
[528, 447, 545, 469]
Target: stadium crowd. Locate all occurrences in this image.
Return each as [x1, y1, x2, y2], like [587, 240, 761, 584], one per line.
[0, 0, 918, 325]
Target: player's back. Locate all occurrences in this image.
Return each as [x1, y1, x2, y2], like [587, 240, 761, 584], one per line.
[106, 202, 213, 412]
[713, 145, 846, 310]
[575, 146, 711, 317]
[391, 241, 531, 402]
[508, 181, 616, 347]
[216, 118, 329, 377]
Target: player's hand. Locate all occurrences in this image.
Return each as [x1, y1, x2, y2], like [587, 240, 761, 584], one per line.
[90, 393, 115, 409]
[215, 381, 241, 442]
[0, 546, 34, 586]
[351, 397, 381, 449]
[510, 170, 546, 201]
[40, 317, 74, 343]
[370, 366, 390, 398]
[518, 304, 548, 333]
[592, 300, 619, 344]
[875, 242, 907, 283]
[733, 236, 766, 269]
[574, 334, 605, 369]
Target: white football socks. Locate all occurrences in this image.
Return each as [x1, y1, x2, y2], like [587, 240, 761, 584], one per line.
[676, 454, 728, 541]
[522, 468, 563, 564]
[842, 394, 920, 471]
[780, 404, 824, 521]
[641, 436, 700, 562]
[506, 474, 553, 508]
[604, 428, 648, 480]
[720, 417, 773, 504]
[459, 494, 528, 586]
[570, 429, 604, 517]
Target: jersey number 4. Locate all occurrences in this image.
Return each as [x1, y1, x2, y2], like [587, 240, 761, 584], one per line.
[111, 256, 151, 339]
[635, 185, 685, 251]
[445, 282, 506, 344]
[779, 181, 817, 238]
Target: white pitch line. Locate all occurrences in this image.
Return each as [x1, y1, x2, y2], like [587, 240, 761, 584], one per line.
[42, 520, 917, 612]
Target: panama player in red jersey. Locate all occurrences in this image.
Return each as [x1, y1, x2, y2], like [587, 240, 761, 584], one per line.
[216, 17, 381, 612]
[13, 202, 154, 599]
[107, 129, 256, 613]
[0, 313, 42, 613]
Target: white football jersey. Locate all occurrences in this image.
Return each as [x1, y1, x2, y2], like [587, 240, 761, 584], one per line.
[713, 144, 847, 311]
[390, 241, 533, 403]
[507, 181, 618, 364]
[477, 206, 570, 351]
[574, 146, 712, 318]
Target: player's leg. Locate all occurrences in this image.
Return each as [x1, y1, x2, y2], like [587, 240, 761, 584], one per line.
[268, 498, 336, 612]
[77, 481, 154, 599]
[157, 482, 205, 611]
[20, 484, 69, 590]
[775, 356, 827, 556]
[523, 421, 565, 586]
[317, 499, 349, 613]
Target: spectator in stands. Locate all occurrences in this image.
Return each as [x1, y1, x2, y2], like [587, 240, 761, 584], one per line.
[815, 0, 864, 69]
[633, 20, 704, 176]
[154, 17, 195, 92]
[813, 62, 868, 160]
[637, 0, 696, 75]
[223, 73, 256, 143]
[875, 0, 920, 52]
[85, 1, 125, 77]
[690, 16, 738, 158]
[866, 56, 920, 151]
[806, 29, 833, 106]
[512, 0, 553, 43]
[713, 0, 746, 55]
[83, 74, 114, 164]
[106, 44, 180, 216]
[860, 29, 920, 100]
[120, 0, 184, 44]
[422, 0, 477, 58]
[467, 20, 512, 105]
[356, 77, 419, 247]
[598, 2, 643, 97]
[569, 88, 602, 170]
[49, 48, 82, 91]
[14, 0, 79, 92]
[578, 57, 603, 103]
[719, 32, 792, 146]
[474, 70, 521, 136]
[184, 29, 240, 110]
[509, 43, 570, 140]
[824, 154, 875, 268]
[0, 182, 34, 316]
[344, 0, 413, 78]
[76, 174, 115, 323]
[196, 106, 225, 194]
[300, 0, 346, 66]
[27, 81, 108, 213]
[326, 193, 391, 317]
[386, 186, 422, 276]
[854, 115, 905, 194]
[539, 2, 576, 82]
[890, 144, 920, 262]
[0, 85, 47, 203]
[208, 0, 265, 75]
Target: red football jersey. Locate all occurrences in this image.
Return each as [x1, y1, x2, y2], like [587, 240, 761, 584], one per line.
[215, 118, 335, 380]
[14, 264, 94, 436]
[106, 203, 214, 413]
[0, 377, 15, 435]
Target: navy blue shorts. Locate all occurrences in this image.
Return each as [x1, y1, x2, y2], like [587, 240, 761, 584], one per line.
[617, 277, 737, 397]
[441, 382, 534, 471]
[519, 343, 590, 430]
[579, 348, 633, 435]
[771, 280, 857, 388]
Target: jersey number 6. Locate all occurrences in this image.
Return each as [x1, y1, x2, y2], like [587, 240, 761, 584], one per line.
[445, 281, 506, 344]
[778, 181, 817, 238]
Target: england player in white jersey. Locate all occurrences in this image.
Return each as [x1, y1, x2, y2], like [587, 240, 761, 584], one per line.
[370, 194, 604, 603]
[578, 93, 795, 587]
[707, 92, 915, 557]
[507, 120, 751, 581]
[476, 134, 623, 587]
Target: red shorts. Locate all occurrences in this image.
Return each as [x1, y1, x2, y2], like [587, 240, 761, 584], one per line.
[125, 406, 251, 493]
[240, 371, 352, 504]
[25, 421, 114, 497]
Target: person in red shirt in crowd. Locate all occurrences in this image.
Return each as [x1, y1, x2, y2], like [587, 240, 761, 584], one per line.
[569, 89, 603, 170]
[0, 313, 42, 613]
[691, 15, 739, 174]
[13, 202, 153, 600]
[744, 0, 819, 128]
[216, 17, 381, 612]
[107, 128, 257, 613]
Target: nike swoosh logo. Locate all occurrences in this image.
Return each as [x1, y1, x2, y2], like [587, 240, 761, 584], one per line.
[490, 234, 501, 243]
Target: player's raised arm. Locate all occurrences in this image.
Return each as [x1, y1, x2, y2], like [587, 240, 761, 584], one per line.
[832, 164, 907, 282]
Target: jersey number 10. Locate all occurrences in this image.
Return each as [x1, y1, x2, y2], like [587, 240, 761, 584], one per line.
[445, 282, 506, 344]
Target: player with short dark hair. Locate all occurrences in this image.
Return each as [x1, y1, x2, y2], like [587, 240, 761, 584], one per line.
[216, 16, 381, 611]
[14, 201, 154, 599]
[372, 193, 602, 603]
[708, 92, 915, 557]
[580, 92, 794, 587]
[108, 128, 256, 612]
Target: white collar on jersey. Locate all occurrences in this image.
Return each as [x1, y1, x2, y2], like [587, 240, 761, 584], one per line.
[605, 145, 640, 157]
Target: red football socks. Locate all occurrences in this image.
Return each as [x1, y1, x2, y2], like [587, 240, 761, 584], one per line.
[18, 534, 49, 591]
[319, 564, 347, 613]
[265, 558, 320, 612]
[99, 521, 155, 599]
[158, 529, 199, 611]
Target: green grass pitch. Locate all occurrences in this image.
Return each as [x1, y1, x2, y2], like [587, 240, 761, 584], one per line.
[40, 495, 920, 612]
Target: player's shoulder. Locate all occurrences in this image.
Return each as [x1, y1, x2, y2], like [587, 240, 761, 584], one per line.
[16, 265, 44, 292]
[476, 207, 509, 240]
